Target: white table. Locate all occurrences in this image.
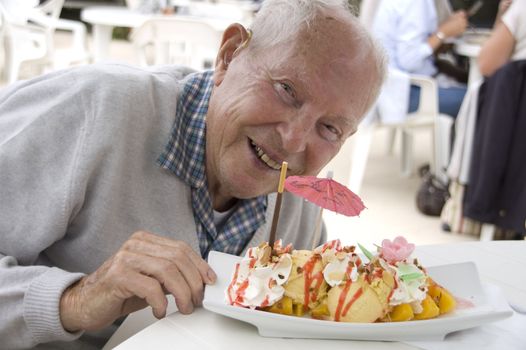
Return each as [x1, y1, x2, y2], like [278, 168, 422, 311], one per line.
[104, 241, 526, 349]
[454, 31, 492, 87]
[80, 6, 235, 62]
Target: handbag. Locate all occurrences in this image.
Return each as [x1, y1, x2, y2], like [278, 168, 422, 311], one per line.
[416, 172, 449, 217]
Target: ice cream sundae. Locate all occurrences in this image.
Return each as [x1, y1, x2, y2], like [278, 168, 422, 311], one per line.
[226, 236, 456, 323]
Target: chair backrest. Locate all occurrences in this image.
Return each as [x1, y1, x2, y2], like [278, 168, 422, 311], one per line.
[0, 4, 6, 34]
[185, 2, 246, 22]
[25, 0, 65, 63]
[35, 0, 64, 21]
[132, 17, 223, 69]
[0, 0, 65, 83]
[358, 0, 382, 29]
[0, 6, 7, 78]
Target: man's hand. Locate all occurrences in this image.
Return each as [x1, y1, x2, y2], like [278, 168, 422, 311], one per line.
[439, 11, 468, 38]
[59, 231, 216, 332]
[496, 0, 512, 24]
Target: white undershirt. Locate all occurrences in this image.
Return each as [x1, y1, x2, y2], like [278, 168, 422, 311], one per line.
[502, 0, 526, 61]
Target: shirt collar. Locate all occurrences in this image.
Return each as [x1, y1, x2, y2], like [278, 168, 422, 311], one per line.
[157, 70, 214, 188]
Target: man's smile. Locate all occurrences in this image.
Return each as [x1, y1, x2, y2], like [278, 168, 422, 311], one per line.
[249, 138, 283, 170]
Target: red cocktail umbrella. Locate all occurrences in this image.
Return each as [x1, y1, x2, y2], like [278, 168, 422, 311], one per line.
[284, 175, 365, 216]
[284, 174, 365, 249]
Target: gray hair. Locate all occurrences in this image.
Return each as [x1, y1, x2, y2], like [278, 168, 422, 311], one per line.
[247, 0, 386, 117]
[249, 0, 355, 51]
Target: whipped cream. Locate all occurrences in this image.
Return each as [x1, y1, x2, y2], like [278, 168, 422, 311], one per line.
[380, 259, 427, 308]
[226, 242, 292, 308]
[314, 240, 361, 287]
[322, 254, 359, 287]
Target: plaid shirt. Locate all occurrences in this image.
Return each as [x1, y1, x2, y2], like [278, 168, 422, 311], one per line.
[158, 71, 267, 258]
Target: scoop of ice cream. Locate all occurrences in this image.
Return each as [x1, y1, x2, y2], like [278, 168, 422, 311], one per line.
[226, 242, 292, 308]
[327, 270, 395, 322]
[369, 268, 396, 311]
[283, 250, 328, 309]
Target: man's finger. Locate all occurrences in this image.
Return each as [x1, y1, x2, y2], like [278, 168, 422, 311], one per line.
[124, 272, 168, 319]
[126, 232, 217, 284]
[184, 247, 217, 285]
[171, 256, 206, 306]
[122, 251, 195, 314]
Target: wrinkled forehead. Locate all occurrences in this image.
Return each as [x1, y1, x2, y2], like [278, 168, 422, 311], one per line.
[289, 16, 380, 119]
[295, 13, 375, 77]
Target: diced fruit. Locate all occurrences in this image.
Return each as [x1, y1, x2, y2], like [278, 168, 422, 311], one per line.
[428, 284, 457, 314]
[293, 303, 305, 317]
[310, 302, 330, 318]
[437, 288, 456, 314]
[267, 296, 293, 315]
[414, 295, 440, 320]
[428, 284, 442, 305]
[387, 303, 414, 322]
[428, 283, 439, 298]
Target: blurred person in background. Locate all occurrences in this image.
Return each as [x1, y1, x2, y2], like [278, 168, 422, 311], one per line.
[478, 0, 526, 76]
[373, 0, 468, 118]
[458, 0, 526, 240]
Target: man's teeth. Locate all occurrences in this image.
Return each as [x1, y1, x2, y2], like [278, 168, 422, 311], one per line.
[251, 141, 282, 170]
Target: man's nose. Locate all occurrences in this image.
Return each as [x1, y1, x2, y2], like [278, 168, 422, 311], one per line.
[275, 117, 313, 154]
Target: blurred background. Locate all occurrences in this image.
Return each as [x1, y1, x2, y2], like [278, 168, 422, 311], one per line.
[1, 0, 523, 247]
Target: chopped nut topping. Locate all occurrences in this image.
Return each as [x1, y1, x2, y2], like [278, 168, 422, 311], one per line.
[343, 246, 356, 253]
[258, 245, 272, 265]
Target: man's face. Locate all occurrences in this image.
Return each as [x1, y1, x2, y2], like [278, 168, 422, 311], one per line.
[206, 19, 377, 208]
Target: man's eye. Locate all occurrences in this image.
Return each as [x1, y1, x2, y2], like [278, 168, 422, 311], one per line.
[275, 82, 296, 102]
[281, 83, 294, 97]
[325, 124, 339, 134]
[320, 124, 341, 142]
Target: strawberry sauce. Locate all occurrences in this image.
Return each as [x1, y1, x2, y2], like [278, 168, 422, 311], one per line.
[303, 255, 324, 307]
[342, 288, 363, 317]
[334, 280, 352, 321]
[227, 263, 241, 305]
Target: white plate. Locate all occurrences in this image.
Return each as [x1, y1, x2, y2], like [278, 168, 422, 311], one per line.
[203, 251, 513, 342]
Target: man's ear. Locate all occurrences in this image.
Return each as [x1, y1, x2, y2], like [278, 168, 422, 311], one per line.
[213, 24, 251, 86]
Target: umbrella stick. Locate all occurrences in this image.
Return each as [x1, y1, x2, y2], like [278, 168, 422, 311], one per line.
[268, 161, 288, 247]
[311, 207, 324, 250]
[311, 170, 333, 249]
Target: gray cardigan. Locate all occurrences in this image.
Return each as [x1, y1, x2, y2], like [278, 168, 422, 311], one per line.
[0, 63, 324, 349]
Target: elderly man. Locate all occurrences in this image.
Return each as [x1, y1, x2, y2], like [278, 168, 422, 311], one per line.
[0, 0, 385, 348]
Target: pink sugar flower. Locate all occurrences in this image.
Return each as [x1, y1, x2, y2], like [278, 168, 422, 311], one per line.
[380, 236, 415, 264]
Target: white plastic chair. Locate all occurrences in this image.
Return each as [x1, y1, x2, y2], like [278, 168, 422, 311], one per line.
[349, 76, 452, 191]
[184, 2, 250, 22]
[1, 0, 89, 84]
[0, 8, 5, 79]
[1, 1, 55, 83]
[49, 17, 90, 69]
[348, 0, 452, 193]
[132, 17, 223, 70]
[1, 0, 63, 83]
